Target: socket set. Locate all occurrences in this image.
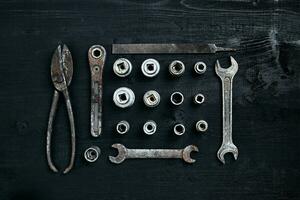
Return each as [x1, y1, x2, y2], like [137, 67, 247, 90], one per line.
[112, 58, 208, 136]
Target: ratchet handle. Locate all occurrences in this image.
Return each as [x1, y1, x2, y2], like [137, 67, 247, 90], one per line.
[88, 45, 106, 137]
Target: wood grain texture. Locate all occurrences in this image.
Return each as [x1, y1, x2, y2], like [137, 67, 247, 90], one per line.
[0, 0, 299, 199]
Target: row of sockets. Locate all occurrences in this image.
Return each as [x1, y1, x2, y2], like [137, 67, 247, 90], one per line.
[115, 120, 208, 135]
[113, 87, 205, 108]
[84, 120, 208, 163]
[113, 58, 207, 77]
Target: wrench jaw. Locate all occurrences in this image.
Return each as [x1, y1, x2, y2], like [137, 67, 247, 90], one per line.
[182, 145, 199, 163]
[109, 144, 127, 164]
[215, 56, 238, 78]
[217, 143, 238, 164]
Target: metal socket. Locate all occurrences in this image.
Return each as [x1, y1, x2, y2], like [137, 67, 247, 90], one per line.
[173, 124, 185, 136]
[194, 61, 207, 74]
[194, 93, 205, 104]
[116, 120, 130, 134]
[196, 120, 208, 132]
[84, 146, 101, 162]
[143, 120, 157, 135]
[143, 90, 160, 107]
[141, 58, 160, 77]
[170, 92, 184, 105]
[113, 87, 135, 108]
[113, 58, 132, 77]
[169, 60, 185, 76]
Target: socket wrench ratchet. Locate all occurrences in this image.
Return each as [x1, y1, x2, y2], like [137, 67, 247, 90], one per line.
[88, 45, 106, 137]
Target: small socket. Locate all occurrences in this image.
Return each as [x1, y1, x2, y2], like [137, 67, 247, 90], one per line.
[170, 92, 184, 105]
[84, 146, 101, 162]
[173, 124, 185, 136]
[143, 90, 160, 107]
[143, 120, 157, 135]
[113, 58, 132, 77]
[194, 61, 207, 74]
[194, 93, 205, 104]
[196, 120, 208, 132]
[141, 58, 160, 77]
[116, 120, 130, 134]
[113, 87, 135, 108]
[169, 60, 185, 76]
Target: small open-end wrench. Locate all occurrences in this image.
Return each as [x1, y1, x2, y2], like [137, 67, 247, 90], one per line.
[88, 45, 106, 137]
[215, 56, 238, 164]
[109, 144, 199, 164]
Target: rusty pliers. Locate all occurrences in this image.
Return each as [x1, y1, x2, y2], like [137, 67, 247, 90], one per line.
[46, 44, 75, 174]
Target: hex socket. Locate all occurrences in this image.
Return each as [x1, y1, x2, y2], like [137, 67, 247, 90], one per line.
[194, 61, 207, 74]
[113, 58, 132, 77]
[170, 92, 184, 105]
[143, 120, 157, 135]
[173, 124, 185, 136]
[141, 58, 160, 77]
[169, 60, 185, 76]
[84, 146, 101, 162]
[196, 120, 208, 132]
[116, 120, 130, 134]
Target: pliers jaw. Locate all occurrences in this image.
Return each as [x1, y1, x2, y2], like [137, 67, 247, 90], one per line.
[51, 44, 73, 92]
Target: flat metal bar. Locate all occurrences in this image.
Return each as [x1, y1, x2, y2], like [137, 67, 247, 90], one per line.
[112, 43, 235, 54]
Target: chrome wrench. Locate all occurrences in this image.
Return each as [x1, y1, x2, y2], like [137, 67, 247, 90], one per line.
[215, 56, 238, 164]
[109, 144, 199, 164]
[88, 45, 106, 137]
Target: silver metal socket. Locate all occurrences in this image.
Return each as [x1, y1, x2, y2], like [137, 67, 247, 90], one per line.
[173, 124, 185, 136]
[194, 93, 205, 104]
[116, 120, 130, 134]
[113, 87, 135, 108]
[113, 58, 132, 77]
[84, 146, 101, 162]
[169, 60, 185, 76]
[143, 120, 157, 135]
[141, 58, 160, 77]
[170, 92, 184, 105]
[143, 90, 160, 107]
[194, 61, 207, 74]
[196, 120, 208, 132]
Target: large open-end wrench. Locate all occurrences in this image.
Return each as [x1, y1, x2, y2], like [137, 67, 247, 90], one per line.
[109, 144, 199, 164]
[215, 56, 238, 164]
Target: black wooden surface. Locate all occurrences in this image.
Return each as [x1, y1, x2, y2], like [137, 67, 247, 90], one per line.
[0, 0, 300, 199]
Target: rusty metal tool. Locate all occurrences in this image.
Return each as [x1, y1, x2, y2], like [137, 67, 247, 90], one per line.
[109, 144, 198, 164]
[215, 56, 239, 164]
[46, 44, 75, 174]
[88, 45, 106, 137]
[112, 43, 235, 54]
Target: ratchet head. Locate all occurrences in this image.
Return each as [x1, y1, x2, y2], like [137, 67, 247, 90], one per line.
[51, 44, 73, 92]
[182, 145, 199, 163]
[109, 144, 127, 164]
[217, 143, 238, 164]
[215, 56, 238, 78]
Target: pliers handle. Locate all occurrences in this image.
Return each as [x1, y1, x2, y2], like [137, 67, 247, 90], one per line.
[46, 88, 75, 174]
